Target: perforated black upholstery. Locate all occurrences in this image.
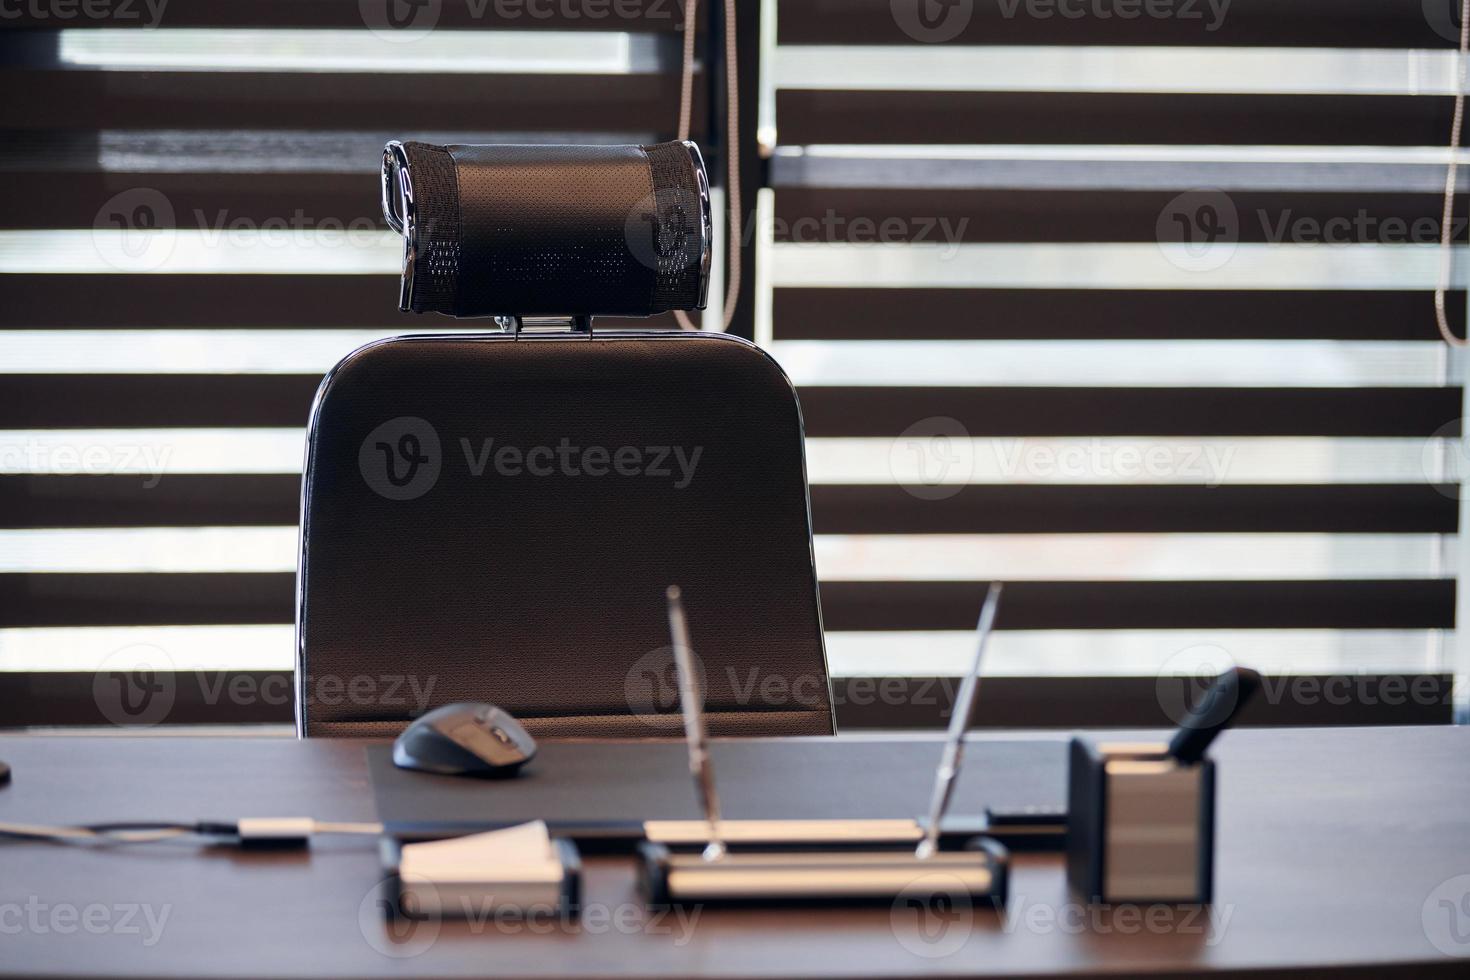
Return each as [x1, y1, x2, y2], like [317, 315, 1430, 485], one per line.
[395, 141, 705, 318]
[297, 332, 834, 738]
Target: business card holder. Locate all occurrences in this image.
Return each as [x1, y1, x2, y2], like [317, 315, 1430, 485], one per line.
[379, 833, 582, 920]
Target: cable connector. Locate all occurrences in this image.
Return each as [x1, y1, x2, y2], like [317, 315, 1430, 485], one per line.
[233, 817, 317, 849]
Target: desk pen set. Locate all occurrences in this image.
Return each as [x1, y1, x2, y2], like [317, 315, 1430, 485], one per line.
[381, 585, 1011, 918]
[637, 584, 1010, 908]
[379, 580, 1259, 918]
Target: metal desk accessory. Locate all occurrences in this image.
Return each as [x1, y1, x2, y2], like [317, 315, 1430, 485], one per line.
[1067, 666, 1261, 904]
[379, 821, 583, 921]
[637, 585, 1009, 907]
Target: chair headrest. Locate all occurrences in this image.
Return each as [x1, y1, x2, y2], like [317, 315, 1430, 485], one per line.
[382, 140, 712, 319]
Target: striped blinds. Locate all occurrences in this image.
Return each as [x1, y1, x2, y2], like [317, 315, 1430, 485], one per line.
[762, 0, 1463, 722]
[1, 0, 1463, 726]
[0, 4, 725, 723]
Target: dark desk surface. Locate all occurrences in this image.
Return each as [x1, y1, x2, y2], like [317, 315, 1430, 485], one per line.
[0, 728, 1466, 979]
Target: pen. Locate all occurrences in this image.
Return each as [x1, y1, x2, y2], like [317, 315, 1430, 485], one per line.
[916, 582, 1003, 860]
[665, 585, 726, 862]
[1167, 665, 1262, 765]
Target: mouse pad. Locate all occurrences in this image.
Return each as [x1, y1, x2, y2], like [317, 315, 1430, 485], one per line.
[367, 737, 1066, 840]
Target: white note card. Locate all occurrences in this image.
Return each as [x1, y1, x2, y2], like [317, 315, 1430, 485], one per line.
[400, 820, 563, 884]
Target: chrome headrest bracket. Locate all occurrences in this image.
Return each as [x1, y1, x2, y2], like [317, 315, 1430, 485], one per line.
[381, 140, 417, 312]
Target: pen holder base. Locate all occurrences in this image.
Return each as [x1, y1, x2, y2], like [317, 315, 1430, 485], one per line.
[379, 836, 582, 920]
[1066, 737, 1214, 904]
[642, 817, 987, 851]
[637, 837, 1008, 908]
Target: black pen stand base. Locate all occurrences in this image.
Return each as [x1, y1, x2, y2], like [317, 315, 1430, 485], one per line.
[638, 838, 1008, 908]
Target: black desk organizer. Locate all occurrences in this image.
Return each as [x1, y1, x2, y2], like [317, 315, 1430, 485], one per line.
[636, 584, 1013, 909]
[1066, 737, 1214, 904]
[638, 834, 1009, 908]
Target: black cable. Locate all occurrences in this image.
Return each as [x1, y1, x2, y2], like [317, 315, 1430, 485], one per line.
[80, 821, 200, 833]
[0, 818, 382, 847]
[0, 822, 193, 845]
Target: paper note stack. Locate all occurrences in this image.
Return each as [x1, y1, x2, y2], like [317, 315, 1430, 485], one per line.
[396, 821, 571, 917]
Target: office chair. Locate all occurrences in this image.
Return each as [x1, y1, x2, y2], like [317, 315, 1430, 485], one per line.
[294, 141, 833, 738]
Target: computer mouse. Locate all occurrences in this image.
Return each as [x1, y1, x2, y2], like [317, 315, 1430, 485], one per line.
[392, 703, 537, 778]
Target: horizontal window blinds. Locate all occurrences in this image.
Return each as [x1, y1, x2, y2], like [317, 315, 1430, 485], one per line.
[761, 0, 1464, 715]
[0, 10, 719, 723]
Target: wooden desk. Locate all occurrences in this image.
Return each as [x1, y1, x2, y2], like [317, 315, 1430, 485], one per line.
[0, 728, 1465, 978]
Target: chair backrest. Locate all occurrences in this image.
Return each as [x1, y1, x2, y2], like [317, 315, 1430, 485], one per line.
[296, 331, 833, 738]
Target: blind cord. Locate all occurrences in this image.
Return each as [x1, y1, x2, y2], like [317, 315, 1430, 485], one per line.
[674, 0, 741, 333]
[676, 0, 698, 145]
[1436, 0, 1470, 347]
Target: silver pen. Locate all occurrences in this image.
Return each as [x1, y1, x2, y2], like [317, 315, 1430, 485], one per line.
[665, 585, 726, 862]
[916, 582, 1003, 860]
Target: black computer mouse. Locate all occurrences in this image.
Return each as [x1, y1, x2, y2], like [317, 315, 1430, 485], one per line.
[392, 703, 537, 778]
